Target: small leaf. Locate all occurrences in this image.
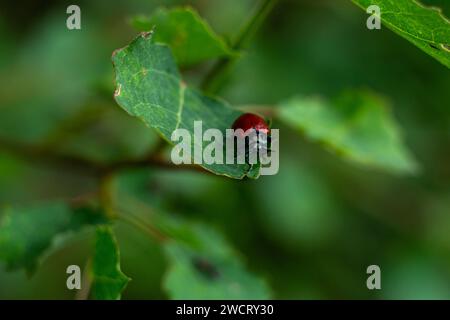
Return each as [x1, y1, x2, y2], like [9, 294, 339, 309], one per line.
[162, 221, 271, 299]
[90, 226, 130, 300]
[0, 202, 107, 273]
[352, 0, 450, 68]
[278, 90, 419, 174]
[131, 7, 234, 66]
[112, 32, 253, 179]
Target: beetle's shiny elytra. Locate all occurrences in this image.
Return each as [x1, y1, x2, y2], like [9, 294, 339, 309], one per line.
[231, 113, 271, 158]
[231, 113, 270, 136]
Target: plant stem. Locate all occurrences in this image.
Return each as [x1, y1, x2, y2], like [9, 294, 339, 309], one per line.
[97, 171, 168, 243]
[0, 138, 213, 177]
[201, 0, 279, 94]
[40, 104, 107, 152]
[99, 173, 116, 219]
[118, 210, 167, 243]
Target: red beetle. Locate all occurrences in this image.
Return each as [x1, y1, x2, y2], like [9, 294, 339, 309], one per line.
[231, 113, 271, 156]
[232, 113, 270, 136]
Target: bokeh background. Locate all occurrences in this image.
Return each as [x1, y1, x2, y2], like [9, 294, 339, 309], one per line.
[0, 0, 449, 299]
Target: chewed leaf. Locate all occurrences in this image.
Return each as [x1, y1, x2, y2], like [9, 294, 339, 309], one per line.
[112, 32, 255, 179]
[162, 221, 271, 299]
[90, 226, 130, 300]
[278, 90, 419, 174]
[131, 7, 234, 66]
[0, 202, 107, 274]
[352, 0, 450, 68]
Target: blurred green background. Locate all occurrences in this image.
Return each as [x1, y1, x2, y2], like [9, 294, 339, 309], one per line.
[0, 0, 449, 299]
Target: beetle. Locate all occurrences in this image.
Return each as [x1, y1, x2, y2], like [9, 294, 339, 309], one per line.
[231, 113, 272, 167]
[232, 113, 271, 137]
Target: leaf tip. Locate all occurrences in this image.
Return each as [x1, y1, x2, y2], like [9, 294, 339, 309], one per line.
[140, 30, 154, 40]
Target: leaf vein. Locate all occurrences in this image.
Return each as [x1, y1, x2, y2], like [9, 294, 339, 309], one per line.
[175, 83, 186, 131]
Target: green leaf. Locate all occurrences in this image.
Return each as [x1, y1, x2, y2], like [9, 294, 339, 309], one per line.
[0, 202, 107, 273]
[131, 7, 234, 66]
[278, 90, 419, 174]
[90, 226, 130, 300]
[162, 220, 271, 299]
[112, 32, 253, 179]
[352, 0, 450, 68]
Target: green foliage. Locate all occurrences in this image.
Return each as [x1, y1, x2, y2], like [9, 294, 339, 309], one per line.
[163, 221, 271, 299]
[278, 90, 418, 174]
[382, 249, 450, 299]
[132, 7, 234, 67]
[352, 0, 450, 67]
[255, 160, 340, 248]
[109, 180, 270, 299]
[1, 0, 450, 300]
[90, 226, 130, 300]
[0, 14, 110, 144]
[0, 202, 106, 273]
[57, 104, 159, 164]
[112, 32, 252, 178]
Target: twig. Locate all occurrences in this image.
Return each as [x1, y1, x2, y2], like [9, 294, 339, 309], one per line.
[0, 138, 213, 177]
[98, 174, 168, 243]
[41, 104, 107, 151]
[106, 154, 214, 175]
[118, 211, 168, 243]
[201, 0, 279, 94]
[0, 138, 102, 176]
[99, 173, 116, 219]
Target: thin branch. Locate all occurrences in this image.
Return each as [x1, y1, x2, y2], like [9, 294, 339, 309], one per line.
[118, 211, 168, 243]
[99, 173, 116, 219]
[0, 138, 214, 177]
[0, 138, 102, 176]
[98, 174, 168, 243]
[41, 104, 107, 151]
[106, 154, 214, 176]
[201, 0, 279, 94]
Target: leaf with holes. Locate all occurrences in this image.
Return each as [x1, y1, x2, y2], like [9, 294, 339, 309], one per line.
[0, 202, 107, 274]
[352, 0, 450, 67]
[162, 221, 271, 299]
[112, 32, 253, 179]
[131, 7, 234, 67]
[278, 90, 419, 174]
[90, 226, 130, 300]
